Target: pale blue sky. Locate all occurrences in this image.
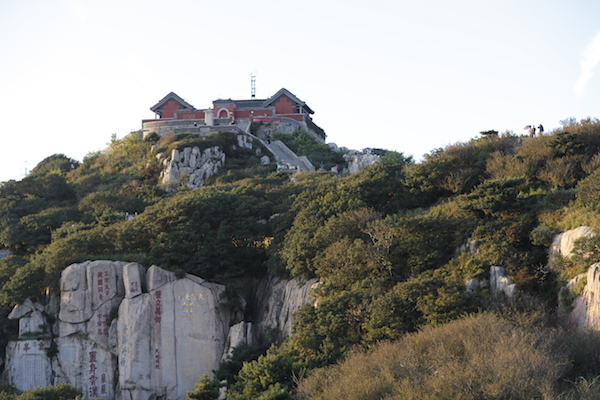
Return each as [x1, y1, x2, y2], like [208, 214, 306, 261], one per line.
[1, 0, 599, 182]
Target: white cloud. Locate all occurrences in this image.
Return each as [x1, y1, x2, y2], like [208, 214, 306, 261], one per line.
[574, 32, 600, 98]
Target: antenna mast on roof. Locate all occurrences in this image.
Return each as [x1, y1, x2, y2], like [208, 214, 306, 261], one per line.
[250, 72, 256, 99]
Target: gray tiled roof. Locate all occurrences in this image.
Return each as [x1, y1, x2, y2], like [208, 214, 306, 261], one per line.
[150, 92, 195, 113]
[263, 88, 313, 114]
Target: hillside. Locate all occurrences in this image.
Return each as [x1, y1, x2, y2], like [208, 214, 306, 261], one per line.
[3, 118, 600, 399]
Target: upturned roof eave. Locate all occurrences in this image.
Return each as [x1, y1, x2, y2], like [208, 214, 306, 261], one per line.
[263, 88, 314, 114]
[150, 92, 195, 113]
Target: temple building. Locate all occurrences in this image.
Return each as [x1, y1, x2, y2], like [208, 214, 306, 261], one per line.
[142, 88, 325, 142]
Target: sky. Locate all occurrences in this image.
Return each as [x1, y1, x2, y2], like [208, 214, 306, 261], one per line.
[1, 0, 600, 182]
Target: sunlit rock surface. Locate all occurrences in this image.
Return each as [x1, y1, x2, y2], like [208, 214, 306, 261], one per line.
[4, 261, 317, 399]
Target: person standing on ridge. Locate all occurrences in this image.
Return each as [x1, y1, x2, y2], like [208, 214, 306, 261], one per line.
[529, 125, 536, 137]
[538, 124, 544, 135]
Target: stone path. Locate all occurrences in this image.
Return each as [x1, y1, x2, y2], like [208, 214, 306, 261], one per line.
[265, 141, 313, 171]
[241, 126, 314, 172]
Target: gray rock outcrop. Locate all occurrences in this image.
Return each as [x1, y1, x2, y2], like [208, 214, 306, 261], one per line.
[222, 321, 253, 361]
[550, 226, 595, 259]
[489, 266, 516, 298]
[3, 262, 319, 399]
[563, 263, 600, 330]
[465, 277, 488, 293]
[4, 261, 231, 400]
[4, 339, 53, 391]
[252, 276, 320, 342]
[551, 227, 600, 330]
[161, 145, 226, 189]
[343, 151, 380, 174]
[581, 264, 600, 329]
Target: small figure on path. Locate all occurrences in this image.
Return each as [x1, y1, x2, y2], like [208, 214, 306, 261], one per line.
[537, 124, 544, 135]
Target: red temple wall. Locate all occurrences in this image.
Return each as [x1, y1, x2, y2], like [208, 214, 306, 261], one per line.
[235, 109, 273, 118]
[162, 100, 183, 118]
[176, 111, 206, 120]
[274, 97, 294, 114]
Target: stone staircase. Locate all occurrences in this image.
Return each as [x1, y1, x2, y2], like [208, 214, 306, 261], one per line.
[265, 140, 314, 172]
[239, 121, 314, 172]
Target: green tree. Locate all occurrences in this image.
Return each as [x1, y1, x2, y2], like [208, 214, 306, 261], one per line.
[315, 237, 382, 291]
[187, 374, 220, 400]
[79, 191, 146, 224]
[119, 189, 273, 280]
[0, 173, 77, 254]
[341, 160, 416, 213]
[389, 214, 467, 279]
[228, 345, 299, 400]
[35, 224, 112, 288]
[16, 206, 81, 253]
[576, 168, 600, 211]
[279, 177, 363, 277]
[14, 384, 81, 400]
[0, 263, 45, 308]
[29, 154, 80, 177]
[0, 383, 19, 400]
[215, 342, 273, 387]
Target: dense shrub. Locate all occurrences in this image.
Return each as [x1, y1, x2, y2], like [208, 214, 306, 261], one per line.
[29, 154, 80, 176]
[298, 313, 569, 400]
[12, 384, 81, 400]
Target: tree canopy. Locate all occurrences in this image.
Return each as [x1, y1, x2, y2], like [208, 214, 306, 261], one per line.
[3, 120, 600, 398]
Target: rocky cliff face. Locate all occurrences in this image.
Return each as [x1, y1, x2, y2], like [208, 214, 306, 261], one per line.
[160, 145, 226, 190]
[251, 275, 320, 343]
[550, 226, 595, 259]
[577, 264, 600, 329]
[343, 151, 380, 174]
[550, 226, 599, 329]
[3, 261, 317, 400]
[158, 135, 268, 191]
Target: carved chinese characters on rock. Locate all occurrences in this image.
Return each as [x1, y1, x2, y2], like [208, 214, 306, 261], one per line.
[96, 271, 111, 303]
[155, 290, 162, 324]
[88, 350, 109, 399]
[18, 340, 49, 390]
[89, 350, 98, 398]
[96, 312, 109, 336]
[154, 290, 162, 371]
[180, 292, 204, 313]
[130, 280, 141, 296]
[100, 372, 108, 397]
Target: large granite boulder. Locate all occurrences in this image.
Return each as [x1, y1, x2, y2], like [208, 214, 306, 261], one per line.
[4, 262, 321, 399]
[562, 263, 600, 330]
[550, 226, 595, 259]
[343, 151, 380, 174]
[53, 335, 116, 399]
[4, 339, 53, 391]
[489, 266, 516, 298]
[4, 261, 231, 400]
[161, 145, 226, 189]
[253, 276, 320, 342]
[552, 227, 600, 330]
[222, 321, 253, 361]
[117, 268, 229, 400]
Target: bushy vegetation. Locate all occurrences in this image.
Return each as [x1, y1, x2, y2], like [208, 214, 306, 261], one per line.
[297, 312, 600, 400]
[0, 383, 82, 400]
[4, 119, 600, 398]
